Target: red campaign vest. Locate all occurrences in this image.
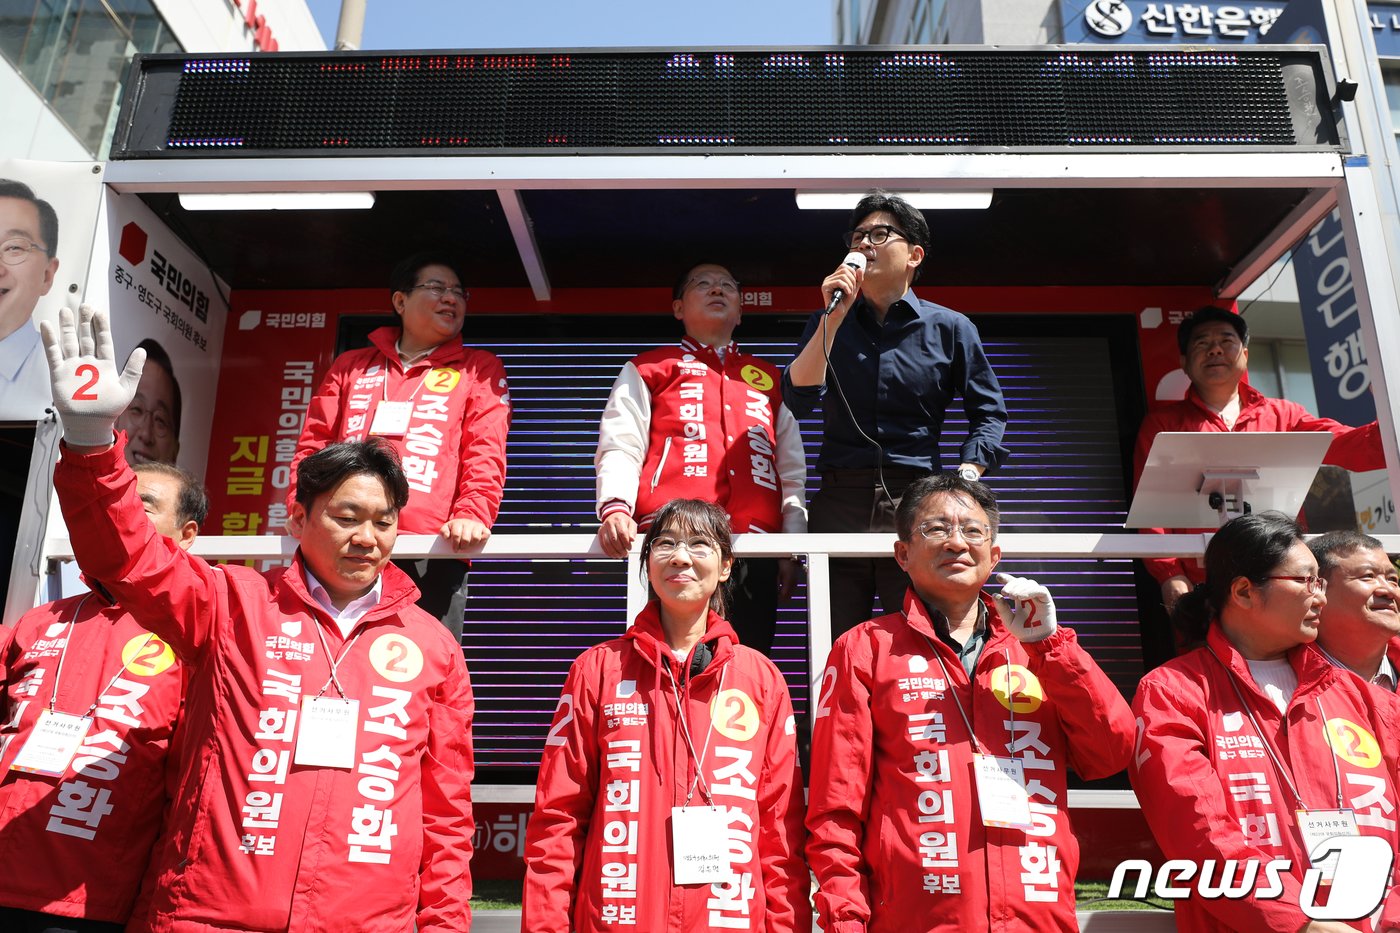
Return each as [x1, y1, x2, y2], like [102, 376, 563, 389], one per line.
[1132, 626, 1400, 933]
[807, 589, 1135, 933]
[632, 340, 786, 533]
[0, 592, 184, 923]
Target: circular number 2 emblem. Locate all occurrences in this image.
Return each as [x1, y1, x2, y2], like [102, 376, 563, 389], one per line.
[1326, 718, 1382, 769]
[369, 633, 424, 683]
[740, 364, 774, 392]
[710, 688, 760, 741]
[122, 634, 177, 677]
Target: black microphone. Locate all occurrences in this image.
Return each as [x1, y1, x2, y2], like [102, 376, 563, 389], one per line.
[825, 251, 868, 315]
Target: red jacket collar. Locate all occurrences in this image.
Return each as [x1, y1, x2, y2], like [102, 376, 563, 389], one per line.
[678, 336, 738, 359]
[368, 325, 467, 371]
[1185, 380, 1266, 422]
[624, 601, 738, 673]
[900, 586, 1002, 642]
[271, 550, 422, 628]
[1204, 622, 1336, 701]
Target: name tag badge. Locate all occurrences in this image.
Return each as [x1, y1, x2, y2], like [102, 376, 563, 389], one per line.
[368, 400, 413, 437]
[293, 696, 360, 769]
[11, 710, 92, 776]
[671, 805, 731, 885]
[974, 754, 1034, 829]
[1296, 808, 1359, 882]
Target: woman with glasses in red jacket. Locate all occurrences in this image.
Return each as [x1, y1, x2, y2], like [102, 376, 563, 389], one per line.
[523, 498, 809, 932]
[1132, 512, 1400, 933]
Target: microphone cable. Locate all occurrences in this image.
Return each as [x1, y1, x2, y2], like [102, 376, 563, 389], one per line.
[819, 308, 894, 508]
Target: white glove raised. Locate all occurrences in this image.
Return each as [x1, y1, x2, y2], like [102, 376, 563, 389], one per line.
[992, 572, 1058, 644]
[40, 305, 145, 448]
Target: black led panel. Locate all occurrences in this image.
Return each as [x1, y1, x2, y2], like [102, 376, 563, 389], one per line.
[111, 46, 1343, 159]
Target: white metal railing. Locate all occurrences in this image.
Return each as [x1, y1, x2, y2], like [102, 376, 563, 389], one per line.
[42, 530, 1400, 815]
[45, 530, 1400, 703]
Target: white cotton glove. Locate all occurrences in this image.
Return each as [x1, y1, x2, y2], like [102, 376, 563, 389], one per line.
[40, 305, 145, 448]
[992, 572, 1058, 644]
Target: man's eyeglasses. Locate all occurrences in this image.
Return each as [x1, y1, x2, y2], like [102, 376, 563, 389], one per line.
[915, 521, 991, 546]
[0, 237, 48, 266]
[650, 537, 717, 560]
[120, 402, 173, 438]
[685, 277, 739, 296]
[408, 281, 468, 301]
[1264, 574, 1326, 594]
[843, 225, 907, 249]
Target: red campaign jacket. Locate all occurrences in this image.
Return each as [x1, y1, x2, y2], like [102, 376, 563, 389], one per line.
[1132, 383, 1384, 585]
[1131, 625, 1400, 933]
[595, 339, 805, 534]
[56, 442, 475, 933]
[521, 605, 809, 932]
[806, 588, 1135, 933]
[0, 590, 183, 923]
[291, 326, 510, 533]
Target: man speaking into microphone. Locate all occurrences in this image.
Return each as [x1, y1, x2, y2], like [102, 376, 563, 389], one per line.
[782, 190, 1009, 640]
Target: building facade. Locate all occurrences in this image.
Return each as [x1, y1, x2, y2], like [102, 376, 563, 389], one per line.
[2, 0, 325, 161]
[836, 0, 1400, 533]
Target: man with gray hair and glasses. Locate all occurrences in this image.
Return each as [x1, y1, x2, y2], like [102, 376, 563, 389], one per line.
[807, 472, 1132, 932]
[595, 261, 806, 655]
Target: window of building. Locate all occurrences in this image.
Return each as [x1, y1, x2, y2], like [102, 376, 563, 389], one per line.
[0, 0, 181, 156]
[910, 0, 948, 44]
[1385, 61, 1400, 143]
[834, 0, 866, 43]
[1247, 339, 1319, 412]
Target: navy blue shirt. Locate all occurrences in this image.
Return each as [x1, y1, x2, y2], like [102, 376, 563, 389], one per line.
[781, 289, 1009, 472]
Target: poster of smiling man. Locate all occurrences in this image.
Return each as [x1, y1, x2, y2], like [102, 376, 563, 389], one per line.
[0, 160, 104, 422]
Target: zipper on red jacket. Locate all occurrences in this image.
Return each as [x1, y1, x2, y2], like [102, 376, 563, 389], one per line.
[651, 437, 672, 493]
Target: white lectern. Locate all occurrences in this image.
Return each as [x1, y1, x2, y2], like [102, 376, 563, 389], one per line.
[1125, 432, 1331, 529]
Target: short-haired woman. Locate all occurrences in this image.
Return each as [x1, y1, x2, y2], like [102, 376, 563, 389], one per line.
[522, 499, 809, 932]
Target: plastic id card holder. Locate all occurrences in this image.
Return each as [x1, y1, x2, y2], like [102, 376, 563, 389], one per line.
[293, 696, 360, 769]
[974, 754, 1034, 829]
[369, 401, 413, 437]
[671, 805, 731, 885]
[1296, 808, 1358, 882]
[11, 710, 91, 776]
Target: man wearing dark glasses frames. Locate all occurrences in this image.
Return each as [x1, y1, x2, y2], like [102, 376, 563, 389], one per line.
[782, 190, 1008, 640]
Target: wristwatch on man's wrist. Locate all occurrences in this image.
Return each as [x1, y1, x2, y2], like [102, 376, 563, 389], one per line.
[958, 465, 980, 483]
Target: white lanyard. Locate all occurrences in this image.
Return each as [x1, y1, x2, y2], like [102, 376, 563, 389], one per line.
[310, 619, 365, 700]
[1313, 696, 1347, 811]
[913, 602, 1006, 755]
[380, 359, 432, 405]
[922, 634, 985, 756]
[48, 594, 159, 718]
[665, 656, 728, 806]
